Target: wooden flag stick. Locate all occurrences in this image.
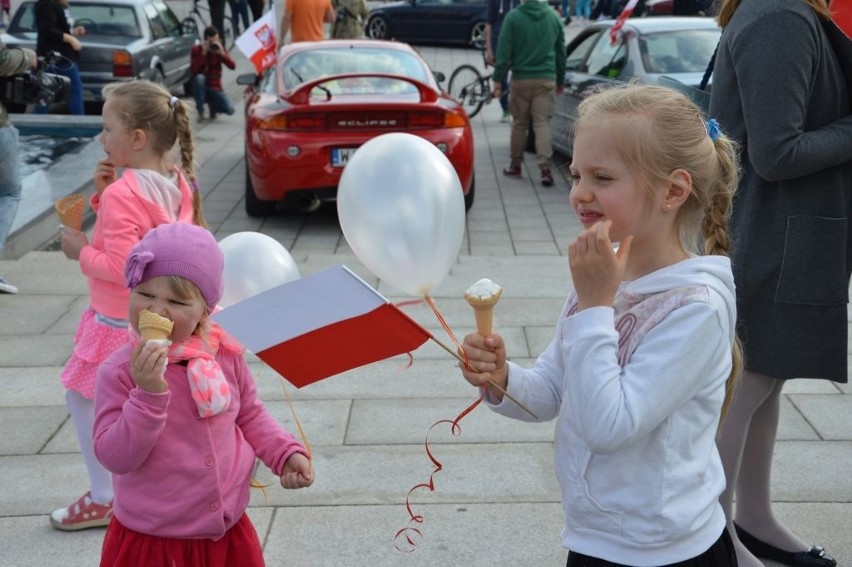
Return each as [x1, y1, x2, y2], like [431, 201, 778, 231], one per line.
[430, 336, 538, 420]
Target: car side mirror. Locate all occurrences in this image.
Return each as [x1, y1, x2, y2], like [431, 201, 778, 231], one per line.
[236, 73, 258, 86]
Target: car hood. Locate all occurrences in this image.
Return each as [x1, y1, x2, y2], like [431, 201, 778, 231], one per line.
[650, 71, 709, 89]
[372, 0, 408, 11]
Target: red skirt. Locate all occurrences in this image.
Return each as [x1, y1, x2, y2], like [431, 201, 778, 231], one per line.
[99, 514, 265, 567]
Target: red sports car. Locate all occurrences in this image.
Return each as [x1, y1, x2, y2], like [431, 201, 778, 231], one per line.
[237, 40, 475, 216]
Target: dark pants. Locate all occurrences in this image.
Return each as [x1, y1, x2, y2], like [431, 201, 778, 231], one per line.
[228, 0, 250, 32]
[490, 36, 509, 112]
[209, 0, 227, 38]
[567, 528, 738, 567]
[248, 0, 264, 21]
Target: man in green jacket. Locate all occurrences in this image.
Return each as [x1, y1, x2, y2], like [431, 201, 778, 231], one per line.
[493, 0, 565, 187]
[0, 40, 38, 293]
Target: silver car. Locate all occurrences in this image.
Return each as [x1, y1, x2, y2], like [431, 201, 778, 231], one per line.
[551, 16, 720, 157]
[1, 0, 196, 112]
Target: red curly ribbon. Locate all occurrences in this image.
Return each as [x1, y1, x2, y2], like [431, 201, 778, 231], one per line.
[393, 295, 477, 552]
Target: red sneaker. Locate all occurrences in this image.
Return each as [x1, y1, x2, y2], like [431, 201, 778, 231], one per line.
[50, 491, 113, 531]
[541, 168, 555, 187]
[502, 164, 522, 178]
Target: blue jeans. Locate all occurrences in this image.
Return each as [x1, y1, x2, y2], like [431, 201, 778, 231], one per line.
[192, 75, 235, 117]
[35, 60, 84, 115]
[228, 0, 251, 32]
[0, 125, 22, 251]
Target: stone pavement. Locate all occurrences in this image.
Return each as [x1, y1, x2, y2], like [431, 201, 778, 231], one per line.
[1, 44, 850, 567]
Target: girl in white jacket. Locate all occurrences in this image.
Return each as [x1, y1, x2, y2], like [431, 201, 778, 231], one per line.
[459, 84, 742, 566]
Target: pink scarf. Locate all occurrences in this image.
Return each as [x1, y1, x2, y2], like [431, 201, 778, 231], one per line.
[132, 322, 243, 418]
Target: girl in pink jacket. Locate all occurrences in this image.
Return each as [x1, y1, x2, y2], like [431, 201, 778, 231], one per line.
[52, 80, 206, 531]
[95, 223, 313, 566]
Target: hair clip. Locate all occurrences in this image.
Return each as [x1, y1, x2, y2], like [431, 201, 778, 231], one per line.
[169, 96, 179, 108]
[705, 118, 721, 142]
[189, 180, 201, 193]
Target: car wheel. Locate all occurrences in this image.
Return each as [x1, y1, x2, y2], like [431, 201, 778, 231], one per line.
[470, 21, 486, 50]
[244, 156, 277, 216]
[366, 15, 390, 40]
[464, 174, 475, 211]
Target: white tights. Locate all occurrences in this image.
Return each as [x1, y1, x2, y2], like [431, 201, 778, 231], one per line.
[717, 371, 809, 566]
[66, 389, 113, 505]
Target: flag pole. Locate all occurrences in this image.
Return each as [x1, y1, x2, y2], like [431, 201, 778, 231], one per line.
[429, 336, 538, 420]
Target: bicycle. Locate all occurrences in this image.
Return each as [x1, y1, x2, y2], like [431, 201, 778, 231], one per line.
[446, 49, 494, 119]
[180, 0, 238, 51]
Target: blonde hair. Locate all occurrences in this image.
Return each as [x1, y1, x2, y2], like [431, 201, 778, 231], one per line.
[715, 0, 830, 26]
[165, 275, 210, 340]
[101, 81, 207, 227]
[574, 83, 743, 423]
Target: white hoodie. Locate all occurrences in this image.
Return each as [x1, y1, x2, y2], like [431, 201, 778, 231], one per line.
[491, 255, 735, 565]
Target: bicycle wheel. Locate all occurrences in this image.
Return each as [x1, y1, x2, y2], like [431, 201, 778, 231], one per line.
[221, 16, 238, 50]
[447, 64, 487, 118]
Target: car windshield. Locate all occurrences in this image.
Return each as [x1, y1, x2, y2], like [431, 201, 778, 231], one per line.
[638, 29, 719, 74]
[282, 47, 430, 95]
[71, 4, 143, 37]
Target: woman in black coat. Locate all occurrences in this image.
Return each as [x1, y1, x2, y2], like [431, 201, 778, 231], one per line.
[35, 0, 85, 115]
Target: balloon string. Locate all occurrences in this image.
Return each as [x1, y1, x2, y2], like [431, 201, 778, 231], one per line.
[393, 395, 483, 553]
[423, 295, 470, 369]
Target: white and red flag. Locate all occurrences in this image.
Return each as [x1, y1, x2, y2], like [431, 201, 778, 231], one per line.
[610, 0, 640, 45]
[832, 0, 852, 38]
[235, 10, 277, 73]
[213, 265, 431, 388]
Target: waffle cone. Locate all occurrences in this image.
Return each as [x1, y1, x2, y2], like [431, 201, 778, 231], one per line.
[138, 310, 174, 341]
[55, 193, 85, 231]
[464, 288, 503, 336]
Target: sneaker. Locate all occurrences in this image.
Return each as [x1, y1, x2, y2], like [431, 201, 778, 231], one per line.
[50, 491, 113, 531]
[502, 164, 522, 178]
[541, 168, 555, 187]
[209, 112, 218, 121]
[500, 109, 511, 123]
[0, 275, 17, 294]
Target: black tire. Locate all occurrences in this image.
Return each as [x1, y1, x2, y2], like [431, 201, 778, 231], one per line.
[470, 21, 487, 50]
[245, 156, 277, 216]
[365, 15, 390, 40]
[447, 64, 487, 118]
[464, 173, 475, 211]
[221, 16, 237, 51]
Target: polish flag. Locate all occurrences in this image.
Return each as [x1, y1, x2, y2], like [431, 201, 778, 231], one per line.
[213, 265, 431, 388]
[610, 0, 640, 45]
[832, 0, 852, 39]
[235, 10, 277, 73]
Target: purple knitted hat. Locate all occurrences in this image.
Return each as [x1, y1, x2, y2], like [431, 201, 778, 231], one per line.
[124, 223, 224, 310]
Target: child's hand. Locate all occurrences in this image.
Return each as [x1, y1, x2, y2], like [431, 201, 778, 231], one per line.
[60, 227, 88, 260]
[568, 221, 632, 311]
[130, 340, 169, 393]
[93, 159, 116, 194]
[459, 332, 508, 393]
[280, 452, 313, 489]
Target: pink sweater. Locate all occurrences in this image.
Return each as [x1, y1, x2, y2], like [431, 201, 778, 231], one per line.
[94, 342, 307, 539]
[78, 168, 194, 319]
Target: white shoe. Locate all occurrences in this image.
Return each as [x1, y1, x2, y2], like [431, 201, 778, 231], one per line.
[0, 275, 18, 294]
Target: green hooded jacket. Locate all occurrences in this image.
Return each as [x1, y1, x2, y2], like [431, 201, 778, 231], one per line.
[493, 0, 565, 85]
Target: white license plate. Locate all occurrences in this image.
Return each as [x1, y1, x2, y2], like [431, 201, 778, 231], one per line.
[331, 147, 357, 168]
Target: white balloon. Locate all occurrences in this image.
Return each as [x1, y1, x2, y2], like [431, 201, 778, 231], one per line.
[218, 232, 301, 308]
[337, 133, 465, 297]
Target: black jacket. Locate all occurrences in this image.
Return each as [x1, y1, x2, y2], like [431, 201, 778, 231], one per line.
[36, 0, 79, 62]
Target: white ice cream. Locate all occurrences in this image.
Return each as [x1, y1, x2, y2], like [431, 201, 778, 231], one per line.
[466, 278, 502, 299]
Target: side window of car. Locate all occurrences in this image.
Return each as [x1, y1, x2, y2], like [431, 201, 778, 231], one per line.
[565, 31, 602, 72]
[154, 0, 182, 37]
[144, 3, 167, 40]
[585, 33, 621, 77]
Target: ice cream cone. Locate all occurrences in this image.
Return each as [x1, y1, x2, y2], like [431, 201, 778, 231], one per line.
[138, 309, 174, 343]
[55, 193, 85, 231]
[464, 279, 503, 336]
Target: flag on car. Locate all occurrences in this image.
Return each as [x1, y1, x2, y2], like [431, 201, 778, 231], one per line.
[610, 0, 640, 45]
[212, 265, 432, 388]
[235, 10, 277, 73]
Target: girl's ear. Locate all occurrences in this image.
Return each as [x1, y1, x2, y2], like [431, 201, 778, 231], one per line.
[663, 169, 692, 210]
[131, 128, 148, 151]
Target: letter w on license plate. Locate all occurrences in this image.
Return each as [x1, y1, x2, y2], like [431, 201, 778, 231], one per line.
[331, 147, 357, 168]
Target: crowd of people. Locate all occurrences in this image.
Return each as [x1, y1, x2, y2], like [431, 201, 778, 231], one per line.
[1, 0, 850, 565]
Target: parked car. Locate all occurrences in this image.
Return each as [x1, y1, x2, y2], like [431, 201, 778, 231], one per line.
[642, 0, 673, 15]
[237, 39, 475, 216]
[550, 16, 719, 157]
[365, 0, 488, 49]
[0, 0, 196, 112]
